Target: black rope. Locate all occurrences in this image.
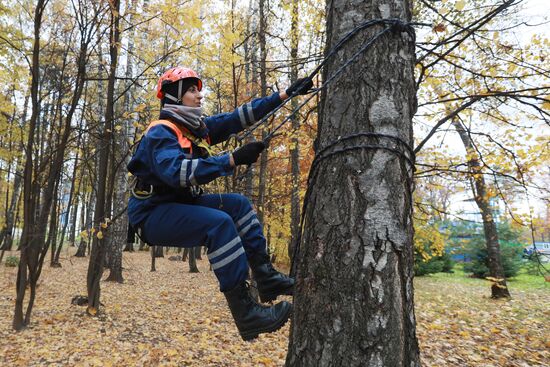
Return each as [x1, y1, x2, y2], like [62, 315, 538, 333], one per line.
[233, 18, 425, 181]
[290, 133, 416, 276]
[314, 132, 415, 167]
[238, 18, 426, 143]
[264, 27, 390, 143]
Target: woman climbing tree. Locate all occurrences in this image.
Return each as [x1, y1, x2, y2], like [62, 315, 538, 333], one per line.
[127, 66, 312, 341]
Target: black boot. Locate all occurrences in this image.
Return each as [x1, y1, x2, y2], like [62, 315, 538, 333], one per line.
[224, 281, 292, 341]
[249, 253, 295, 303]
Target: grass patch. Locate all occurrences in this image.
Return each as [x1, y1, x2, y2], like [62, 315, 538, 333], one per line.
[417, 262, 550, 292]
[508, 268, 550, 291]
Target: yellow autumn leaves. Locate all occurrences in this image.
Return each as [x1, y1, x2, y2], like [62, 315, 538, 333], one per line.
[79, 219, 110, 240]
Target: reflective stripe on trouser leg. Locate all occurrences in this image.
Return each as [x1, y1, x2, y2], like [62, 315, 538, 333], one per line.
[195, 194, 268, 258]
[208, 237, 245, 270]
[141, 201, 248, 292]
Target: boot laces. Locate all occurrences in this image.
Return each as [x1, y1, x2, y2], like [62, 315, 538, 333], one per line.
[244, 281, 270, 308]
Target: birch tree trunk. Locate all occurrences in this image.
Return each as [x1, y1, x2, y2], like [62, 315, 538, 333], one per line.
[286, 1, 420, 365]
[68, 193, 80, 247]
[105, 140, 128, 281]
[75, 192, 88, 257]
[243, 0, 258, 198]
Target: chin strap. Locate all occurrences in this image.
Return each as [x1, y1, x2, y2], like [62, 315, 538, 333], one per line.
[163, 79, 184, 104]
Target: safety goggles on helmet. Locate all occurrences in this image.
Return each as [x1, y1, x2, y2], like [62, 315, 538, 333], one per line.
[157, 67, 203, 103]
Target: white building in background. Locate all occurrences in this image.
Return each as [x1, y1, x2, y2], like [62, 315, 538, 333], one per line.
[447, 193, 504, 224]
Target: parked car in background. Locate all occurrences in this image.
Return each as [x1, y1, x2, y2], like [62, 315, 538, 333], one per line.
[523, 242, 550, 260]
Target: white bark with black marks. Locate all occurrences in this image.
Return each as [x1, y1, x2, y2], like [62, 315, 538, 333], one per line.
[286, 0, 420, 365]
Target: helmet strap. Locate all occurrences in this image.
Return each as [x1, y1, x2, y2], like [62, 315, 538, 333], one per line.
[163, 92, 180, 104]
[178, 79, 183, 102]
[163, 78, 194, 105]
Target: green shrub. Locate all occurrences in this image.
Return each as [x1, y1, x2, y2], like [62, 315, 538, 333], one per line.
[440, 252, 454, 273]
[414, 219, 453, 276]
[462, 222, 523, 278]
[5, 255, 19, 267]
[522, 253, 547, 276]
[415, 252, 454, 276]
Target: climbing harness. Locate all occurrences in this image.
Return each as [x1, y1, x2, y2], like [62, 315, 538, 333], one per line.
[180, 129, 214, 157]
[130, 179, 154, 200]
[129, 119, 212, 201]
[144, 119, 214, 156]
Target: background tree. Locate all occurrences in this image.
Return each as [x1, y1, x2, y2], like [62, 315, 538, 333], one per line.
[413, 0, 549, 295]
[12, 0, 49, 331]
[13, 0, 102, 330]
[288, 0, 301, 261]
[87, 0, 121, 315]
[452, 118, 510, 297]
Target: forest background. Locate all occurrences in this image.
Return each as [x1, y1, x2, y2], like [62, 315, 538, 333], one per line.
[0, 0, 549, 365]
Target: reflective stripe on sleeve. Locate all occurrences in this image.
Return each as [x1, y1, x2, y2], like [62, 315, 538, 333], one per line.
[180, 159, 190, 187]
[245, 102, 255, 125]
[180, 159, 199, 187]
[237, 106, 248, 128]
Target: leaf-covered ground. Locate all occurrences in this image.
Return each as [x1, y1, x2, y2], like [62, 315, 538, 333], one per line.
[1, 251, 548, 366]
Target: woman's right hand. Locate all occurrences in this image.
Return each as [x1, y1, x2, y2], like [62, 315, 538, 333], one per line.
[231, 142, 266, 167]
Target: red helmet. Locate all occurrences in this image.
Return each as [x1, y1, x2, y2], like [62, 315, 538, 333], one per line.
[156, 67, 203, 100]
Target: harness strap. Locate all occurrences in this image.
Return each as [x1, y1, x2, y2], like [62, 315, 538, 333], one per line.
[180, 129, 214, 156]
[133, 119, 211, 201]
[145, 119, 192, 150]
[145, 119, 214, 156]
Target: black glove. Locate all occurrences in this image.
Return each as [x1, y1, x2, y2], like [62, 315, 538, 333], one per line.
[286, 77, 313, 96]
[232, 142, 266, 166]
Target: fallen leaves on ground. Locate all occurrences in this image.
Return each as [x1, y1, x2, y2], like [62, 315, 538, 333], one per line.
[415, 274, 549, 367]
[1, 251, 548, 366]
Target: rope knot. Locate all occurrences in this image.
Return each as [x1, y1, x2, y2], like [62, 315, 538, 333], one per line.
[387, 19, 413, 35]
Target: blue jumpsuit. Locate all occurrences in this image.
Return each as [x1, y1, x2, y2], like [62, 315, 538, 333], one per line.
[127, 93, 282, 291]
